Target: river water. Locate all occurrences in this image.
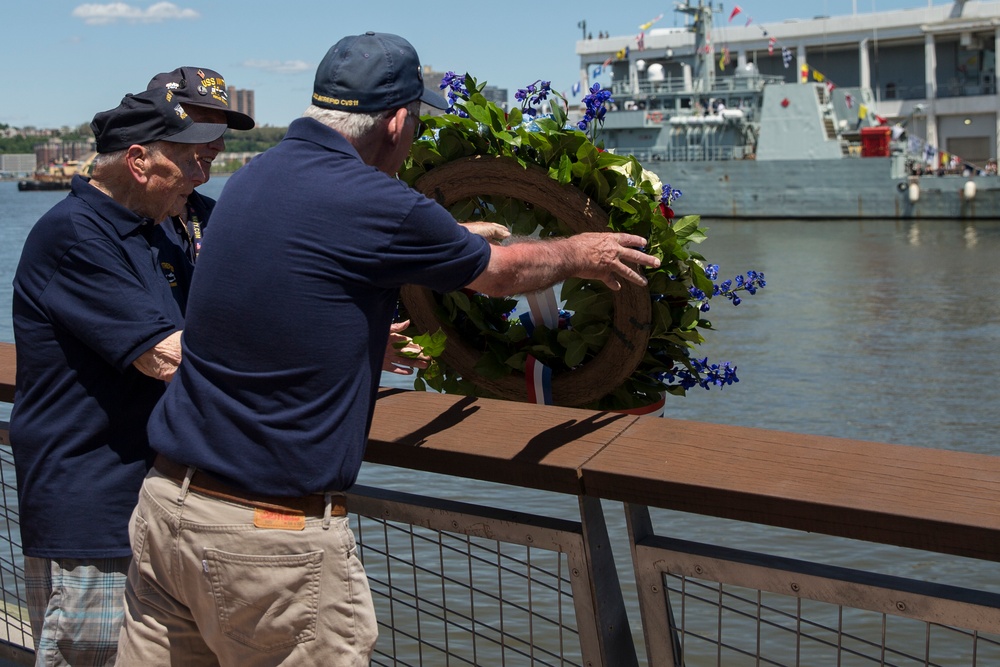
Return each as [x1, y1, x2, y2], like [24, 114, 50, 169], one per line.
[2, 177, 999, 660]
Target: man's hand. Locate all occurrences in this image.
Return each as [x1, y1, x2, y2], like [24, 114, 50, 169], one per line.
[565, 232, 659, 291]
[133, 330, 182, 382]
[382, 320, 430, 375]
[461, 221, 511, 245]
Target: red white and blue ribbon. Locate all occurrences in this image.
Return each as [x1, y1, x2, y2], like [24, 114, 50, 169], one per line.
[525, 355, 553, 405]
[519, 287, 560, 404]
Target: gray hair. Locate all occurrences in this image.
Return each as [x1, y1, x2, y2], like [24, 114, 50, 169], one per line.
[92, 142, 166, 171]
[302, 101, 421, 142]
[92, 149, 127, 171]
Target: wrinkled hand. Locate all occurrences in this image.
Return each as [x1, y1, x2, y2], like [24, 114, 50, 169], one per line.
[461, 221, 511, 244]
[571, 232, 660, 291]
[383, 320, 430, 375]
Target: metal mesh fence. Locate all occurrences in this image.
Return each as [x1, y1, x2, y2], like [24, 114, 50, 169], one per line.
[358, 515, 583, 667]
[0, 441, 31, 657]
[665, 574, 1000, 666]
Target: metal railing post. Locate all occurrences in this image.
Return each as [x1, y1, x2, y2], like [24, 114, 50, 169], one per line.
[576, 496, 638, 667]
[625, 502, 683, 666]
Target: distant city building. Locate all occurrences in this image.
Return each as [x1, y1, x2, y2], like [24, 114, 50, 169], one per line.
[0, 154, 36, 175]
[480, 85, 509, 109]
[34, 138, 95, 168]
[229, 87, 256, 124]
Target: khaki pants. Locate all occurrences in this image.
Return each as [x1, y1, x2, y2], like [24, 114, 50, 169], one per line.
[115, 468, 377, 666]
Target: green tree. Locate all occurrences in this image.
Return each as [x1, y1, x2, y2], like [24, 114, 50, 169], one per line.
[222, 126, 287, 153]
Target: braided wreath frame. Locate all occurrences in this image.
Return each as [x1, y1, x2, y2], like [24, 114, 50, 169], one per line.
[402, 155, 651, 407]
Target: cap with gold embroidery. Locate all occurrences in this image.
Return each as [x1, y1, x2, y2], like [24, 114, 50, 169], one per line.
[312, 32, 448, 113]
[147, 66, 255, 130]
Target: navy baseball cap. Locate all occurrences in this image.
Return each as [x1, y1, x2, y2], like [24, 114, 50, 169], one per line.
[312, 32, 448, 113]
[147, 66, 255, 130]
[91, 87, 228, 154]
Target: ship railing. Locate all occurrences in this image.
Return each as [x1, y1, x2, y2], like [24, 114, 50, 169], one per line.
[619, 144, 754, 162]
[2, 349, 1000, 665]
[611, 74, 781, 99]
[879, 81, 999, 101]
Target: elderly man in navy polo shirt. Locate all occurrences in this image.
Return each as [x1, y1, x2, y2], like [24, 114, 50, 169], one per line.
[147, 67, 255, 314]
[10, 87, 226, 666]
[116, 33, 659, 665]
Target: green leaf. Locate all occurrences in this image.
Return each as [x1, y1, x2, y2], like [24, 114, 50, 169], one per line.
[556, 154, 573, 184]
[671, 215, 702, 238]
[507, 106, 523, 128]
[557, 330, 589, 367]
[412, 329, 447, 357]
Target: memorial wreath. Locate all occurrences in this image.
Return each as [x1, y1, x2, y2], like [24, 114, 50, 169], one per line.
[398, 74, 764, 411]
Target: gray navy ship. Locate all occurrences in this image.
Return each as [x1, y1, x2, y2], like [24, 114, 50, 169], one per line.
[576, 0, 1000, 219]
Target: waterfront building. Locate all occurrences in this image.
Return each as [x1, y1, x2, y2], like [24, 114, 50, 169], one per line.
[578, 0, 1000, 164]
[33, 138, 95, 168]
[0, 154, 36, 175]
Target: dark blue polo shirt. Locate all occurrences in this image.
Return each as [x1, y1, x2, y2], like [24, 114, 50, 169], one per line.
[152, 190, 215, 314]
[10, 175, 183, 558]
[149, 117, 491, 496]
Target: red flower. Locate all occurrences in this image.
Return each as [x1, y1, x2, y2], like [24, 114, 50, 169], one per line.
[659, 203, 675, 220]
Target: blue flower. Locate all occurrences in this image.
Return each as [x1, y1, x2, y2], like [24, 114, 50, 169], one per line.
[578, 83, 614, 140]
[515, 79, 554, 118]
[661, 183, 683, 206]
[440, 71, 470, 117]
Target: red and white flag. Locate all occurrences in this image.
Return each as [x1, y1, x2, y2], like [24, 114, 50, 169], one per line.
[729, 5, 742, 22]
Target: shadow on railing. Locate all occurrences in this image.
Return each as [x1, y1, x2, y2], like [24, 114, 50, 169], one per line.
[1, 341, 1000, 665]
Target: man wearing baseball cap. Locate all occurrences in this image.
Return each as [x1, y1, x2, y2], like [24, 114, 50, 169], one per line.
[11, 86, 226, 666]
[117, 33, 657, 664]
[146, 67, 255, 313]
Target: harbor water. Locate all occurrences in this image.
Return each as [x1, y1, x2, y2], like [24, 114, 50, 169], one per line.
[2, 177, 999, 657]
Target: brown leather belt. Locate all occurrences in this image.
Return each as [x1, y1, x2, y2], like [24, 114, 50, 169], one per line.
[153, 454, 347, 517]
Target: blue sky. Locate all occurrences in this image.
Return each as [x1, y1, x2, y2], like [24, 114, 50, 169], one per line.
[2, 0, 952, 129]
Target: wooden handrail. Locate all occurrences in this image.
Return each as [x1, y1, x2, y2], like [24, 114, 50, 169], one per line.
[366, 389, 1000, 563]
[3, 340, 1000, 562]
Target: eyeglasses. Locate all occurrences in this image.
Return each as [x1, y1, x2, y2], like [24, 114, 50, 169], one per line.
[411, 115, 425, 140]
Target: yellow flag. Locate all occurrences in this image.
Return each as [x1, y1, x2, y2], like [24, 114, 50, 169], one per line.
[858, 104, 868, 120]
[639, 13, 664, 31]
[812, 69, 825, 82]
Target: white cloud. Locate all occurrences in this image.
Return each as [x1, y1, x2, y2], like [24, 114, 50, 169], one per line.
[72, 2, 199, 25]
[243, 59, 312, 74]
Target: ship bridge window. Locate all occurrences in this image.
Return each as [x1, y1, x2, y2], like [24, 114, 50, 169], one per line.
[885, 82, 897, 99]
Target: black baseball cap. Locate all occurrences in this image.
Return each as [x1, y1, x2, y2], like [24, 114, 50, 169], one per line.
[147, 66, 255, 130]
[91, 87, 228, 154]
[312, 32, 448, 113]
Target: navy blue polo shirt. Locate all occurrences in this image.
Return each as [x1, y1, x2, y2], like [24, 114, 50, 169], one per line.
[149, 117, 491, 496]
[152, 190, 215, 314]
[10, 175, 183, 558]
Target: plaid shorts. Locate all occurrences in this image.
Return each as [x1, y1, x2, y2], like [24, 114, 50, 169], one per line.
[24, 555, 130, 667]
